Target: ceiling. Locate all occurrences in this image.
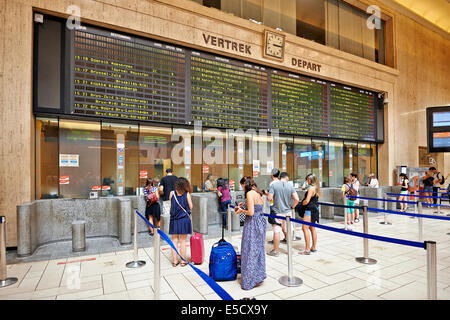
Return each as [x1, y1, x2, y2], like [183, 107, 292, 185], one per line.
[391, 0, 450, 34]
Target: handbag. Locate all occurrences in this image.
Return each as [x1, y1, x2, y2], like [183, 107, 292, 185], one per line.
[146, 187, 158, 207]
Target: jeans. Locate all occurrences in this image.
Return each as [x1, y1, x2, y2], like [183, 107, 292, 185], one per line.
[220, 199, 231, 226]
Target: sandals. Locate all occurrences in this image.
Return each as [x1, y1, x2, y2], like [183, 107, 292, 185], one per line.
[299, 251, 310, 255]
[310, 249, 317, 253]
[172, 261, 180, 267]
[180, 262, 188, 267]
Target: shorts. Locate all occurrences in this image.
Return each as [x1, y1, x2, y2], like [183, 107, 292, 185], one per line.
[400, 190, 408, 195]
[272, 211, 291, 234]
[423, 186, 433, 192]
[304, 210, 311, 217]
[346, 199, 355, 214]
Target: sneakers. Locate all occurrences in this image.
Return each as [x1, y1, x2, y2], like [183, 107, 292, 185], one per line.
[267, 250, 279, 257]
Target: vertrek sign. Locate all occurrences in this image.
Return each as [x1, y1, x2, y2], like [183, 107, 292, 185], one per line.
[202, 33, 252, 55]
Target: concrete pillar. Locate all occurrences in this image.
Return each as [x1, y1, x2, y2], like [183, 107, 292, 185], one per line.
[119, 198, 132, 245]
[72, 220, 86, 252]
[16, 203, 32, 257]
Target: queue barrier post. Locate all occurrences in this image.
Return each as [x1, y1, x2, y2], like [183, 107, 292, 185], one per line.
[379, 195, 392, 225]
[153, 227, 161, 300]
[0, 216, 18, 288]
[278, 216, 303, 287]
[355, 206, 377, 265]
[227, 205, 232, 241]
[425, 241, 437, 300]
[291, 209, 300, 241]
[417, 202, 423, 242]
[126, 210, 147, 268]
[343, 201, 348, 230]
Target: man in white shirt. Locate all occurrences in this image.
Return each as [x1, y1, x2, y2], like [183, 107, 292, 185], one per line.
[430, 167, 444, 205]
[367, 174, 379, 188]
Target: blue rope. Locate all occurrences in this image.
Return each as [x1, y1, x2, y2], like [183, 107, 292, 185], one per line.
[348, 196, 417, 204]
[135, 210, 234, 301]
[263, 214, 424, 249]
[386, 193, 448, 200]
[367, 207, 450, 221]
[318, 201, 363, 210]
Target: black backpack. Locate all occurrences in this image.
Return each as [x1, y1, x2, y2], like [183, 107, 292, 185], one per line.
[438, 172, 445, 185]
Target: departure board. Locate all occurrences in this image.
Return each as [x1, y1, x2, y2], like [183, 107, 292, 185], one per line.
[71, 26, 187, 123]
[190, 52, 269, 130]
[66, 24, 379, 142]
[271, 70, 328, 137]
[329, 84, 376, 141]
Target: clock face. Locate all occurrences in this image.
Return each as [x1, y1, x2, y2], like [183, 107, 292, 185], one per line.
[264, 31, 285, 60]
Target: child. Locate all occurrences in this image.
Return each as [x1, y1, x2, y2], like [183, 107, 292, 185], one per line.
[217, 178, 231, 228]
[169, 177, 193, 267]
[342, 176, 355, 230]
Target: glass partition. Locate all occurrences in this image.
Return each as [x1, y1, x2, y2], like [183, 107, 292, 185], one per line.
[36, 117, 59, 199]
[294, 137, 312, 187]
[344, 141, 358, 177]
[203, 128, 227, 191]
[312, 139, 329, 187]
[59, 119, 101, 198]
[328, 140, 344, 187]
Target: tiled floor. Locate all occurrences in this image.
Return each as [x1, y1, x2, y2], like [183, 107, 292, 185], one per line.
[1, 207, 449, 300]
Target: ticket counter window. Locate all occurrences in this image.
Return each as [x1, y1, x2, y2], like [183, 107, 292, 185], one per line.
[312, 139, 329, 187]
[251, 133, 276, 191]
[36, 118, 59, 199]
[328, 140, 344, 187]
[344, 141, 358, 178]
[139, 126, 173, 188]
[171, 128, 202, 192]
[277, 135, 294, 181]
[59, 120, 101, 199]
[228, 130, 253, 191]
[202, 129, 227, 192]
[294, 137, 312, 186]
[101, 123, 139, 196]
[358, 143, 377, 185]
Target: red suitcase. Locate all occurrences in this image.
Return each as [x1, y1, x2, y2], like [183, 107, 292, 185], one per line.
[190, 233, 205, 265]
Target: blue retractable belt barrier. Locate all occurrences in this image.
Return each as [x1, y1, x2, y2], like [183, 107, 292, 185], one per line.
[416, 190, 448, 194]
[366, 207, 450, 221]
[263, 213, 424, 249]
[318, 201, 363, 210]
[421, 202, 450, 208]
[347, 196, 417, 204]
[135, 210, 234, 300]
[386, 193, 448, 200]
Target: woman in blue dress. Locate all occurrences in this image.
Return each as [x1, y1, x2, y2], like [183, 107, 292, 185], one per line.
[235, 177, 267, 290]
[169, 177, 193, 267]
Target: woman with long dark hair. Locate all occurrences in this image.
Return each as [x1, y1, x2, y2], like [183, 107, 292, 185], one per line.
[143, 178, 160, 235]
[234, 177, 267, 290]
[399, 173, 409, 212]
[169, 177, 193, 267]
[298, 174, 320, 255]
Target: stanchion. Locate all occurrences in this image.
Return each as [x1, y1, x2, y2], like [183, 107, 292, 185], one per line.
[343, 203, 348, 230]
[126, 210, 146, 268]
[291, 209, 301, 241]
[153, 227, 161, 300]
[355, 206, 377, 265]
[417, 202, 423, 242]
[278, 216, 302, 287]
[0, 216, 18, 288]
[227, 205, 232, 241]
[379, 195, 392, 225]
[425, 241, 437, 300]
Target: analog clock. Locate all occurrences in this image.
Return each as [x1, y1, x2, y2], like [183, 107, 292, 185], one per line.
[263, 30, 285, 60]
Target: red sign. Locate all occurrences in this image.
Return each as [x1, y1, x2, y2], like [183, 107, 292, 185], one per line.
[202, 165, 209, 174]
[139, 170, 148, 179]
[92, 185, 101, 191]
[102, 186, 111, 191]
[59, 176, 69, 185]
[253, 171, 259, 177]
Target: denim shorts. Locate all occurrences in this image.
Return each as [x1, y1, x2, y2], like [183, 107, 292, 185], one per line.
[304, 210, 311, 217]
[423, 186, 433, 192]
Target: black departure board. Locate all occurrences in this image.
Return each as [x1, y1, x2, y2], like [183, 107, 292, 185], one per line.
[271, 70, 328, 137]
[190, 52, 269, 130]
[329, 84, 375, 141]
[71, 26, 187, 123]
[66, 24, 379, 142]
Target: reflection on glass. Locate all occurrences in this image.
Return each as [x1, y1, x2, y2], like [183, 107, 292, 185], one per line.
[294, 137, 312, 187]
[36, 118, 59, 199]
[312, 139, 329, 187]
[59, 120, 101, 198]
[328, 140, 344, 187]
[203, 129, 227, 191]
[139, 126, 173, 189]
[344, 141, 358, 178]
[358, 142, 374, 185]
[101, 123, 139, 196]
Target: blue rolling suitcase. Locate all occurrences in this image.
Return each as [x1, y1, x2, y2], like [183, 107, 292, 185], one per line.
[209, 239, 237, 281]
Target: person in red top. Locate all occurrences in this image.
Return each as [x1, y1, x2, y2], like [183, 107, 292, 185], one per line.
[217, 178, 231, 228]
